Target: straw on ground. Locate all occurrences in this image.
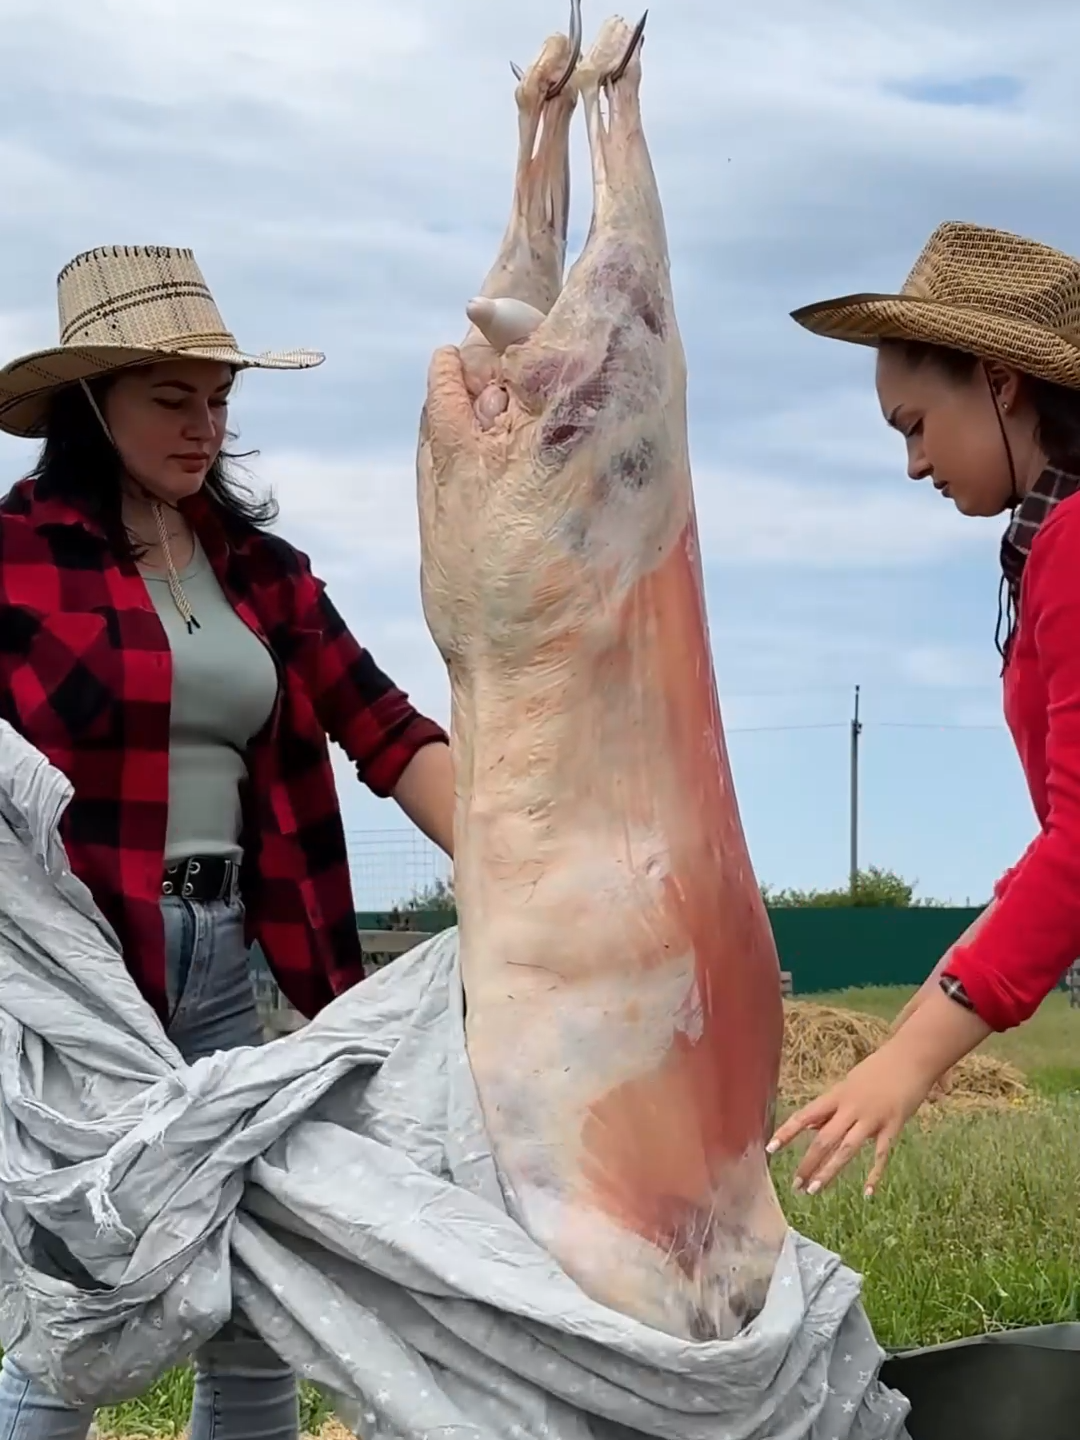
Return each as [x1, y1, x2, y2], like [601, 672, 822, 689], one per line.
[780, 998, 1030, 1113]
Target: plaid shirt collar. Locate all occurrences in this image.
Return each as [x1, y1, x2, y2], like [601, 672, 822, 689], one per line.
[24, 477, 234, 565]
[1000, 465, 1080, 587]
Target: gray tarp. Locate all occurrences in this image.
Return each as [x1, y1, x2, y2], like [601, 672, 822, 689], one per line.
[0, 718, 911, 1440]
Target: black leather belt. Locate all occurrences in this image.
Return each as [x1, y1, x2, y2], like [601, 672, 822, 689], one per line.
[162, 855, 239, 902]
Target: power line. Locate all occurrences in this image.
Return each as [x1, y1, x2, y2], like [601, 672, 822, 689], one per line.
[716, 682, 1001, 702]
[727, 723, 1004, 733]
[726, 722, 847, 734]
[872, 721, 1004, 732]
[341, 692, 1009, 907]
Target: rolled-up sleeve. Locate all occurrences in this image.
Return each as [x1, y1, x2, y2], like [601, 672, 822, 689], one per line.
[286, 554, 448, 798]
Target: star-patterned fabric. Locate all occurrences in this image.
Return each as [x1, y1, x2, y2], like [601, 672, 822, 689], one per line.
[0, 721, 909, 1440]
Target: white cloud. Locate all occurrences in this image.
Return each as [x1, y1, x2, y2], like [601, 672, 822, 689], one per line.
[0, 305, 52, 364]
[695, 465, 993, 567]
[258, 434, 996, 582]
[2, 0, 433, 112]
[260, 451, 421, 573]
[897, 645, 997, 691]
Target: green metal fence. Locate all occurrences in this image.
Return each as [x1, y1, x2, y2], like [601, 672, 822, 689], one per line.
[355, 906, 991, 994]
[765, 907, 983, 993]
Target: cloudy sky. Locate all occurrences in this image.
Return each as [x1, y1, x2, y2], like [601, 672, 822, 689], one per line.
[2, 0, 1075, 906]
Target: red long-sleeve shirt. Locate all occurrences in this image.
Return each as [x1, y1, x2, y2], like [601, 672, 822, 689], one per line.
[946, 484, 1080, 1030]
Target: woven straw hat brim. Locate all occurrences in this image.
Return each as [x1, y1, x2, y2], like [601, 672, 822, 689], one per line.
[791, 291, 1080, 392]
[0, 340, 325, 439]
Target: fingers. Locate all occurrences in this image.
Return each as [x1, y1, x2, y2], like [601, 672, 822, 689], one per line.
[793, 1113, 878, 1195]
[766, 1093, 836, 1155]
[768, 1087, 896, 1198]
[425, 346, 480, 469]
[863, 1131, 896, 1199]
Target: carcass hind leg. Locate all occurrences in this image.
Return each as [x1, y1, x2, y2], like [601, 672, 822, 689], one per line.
[574, 14, 667, 253]
[500, 11, 675, 445]
[459, 2, 581, 420]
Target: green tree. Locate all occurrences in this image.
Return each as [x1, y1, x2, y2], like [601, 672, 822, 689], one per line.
[398, 875, 456, 914]
[760, 866, 945, 909]
[395, 867, 947, 917]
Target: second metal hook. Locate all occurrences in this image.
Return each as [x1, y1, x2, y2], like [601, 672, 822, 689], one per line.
[546, 0, 583, 97]
[604, 10, 647, 86]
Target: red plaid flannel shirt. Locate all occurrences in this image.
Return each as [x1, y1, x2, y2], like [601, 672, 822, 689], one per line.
[0, 474, 448, 1023]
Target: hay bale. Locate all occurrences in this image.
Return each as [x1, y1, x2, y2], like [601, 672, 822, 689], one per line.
[780, 1000, 1031, 1115]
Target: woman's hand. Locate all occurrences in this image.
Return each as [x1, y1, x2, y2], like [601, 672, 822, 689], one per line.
[766, 1045, 938, 1197]
[767, 986, 992, 1196]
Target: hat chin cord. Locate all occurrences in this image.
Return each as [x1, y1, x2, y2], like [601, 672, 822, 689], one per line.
[984, 364, 1021, 664]
[982, 364, 1021, 509]
[79, 379, 200, 634]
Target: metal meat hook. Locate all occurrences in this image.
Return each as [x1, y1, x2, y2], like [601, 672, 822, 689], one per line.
[509, 0, 583, 96]
[605, 10, 647, 85]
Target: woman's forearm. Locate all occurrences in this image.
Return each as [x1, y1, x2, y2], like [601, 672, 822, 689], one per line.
[392, 741, 456, 857]
[886, 984, 992, 1086]
[891, 900, 997, 1033]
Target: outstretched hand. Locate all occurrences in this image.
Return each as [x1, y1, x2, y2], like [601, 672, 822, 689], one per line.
[767, 985, 992, 1197]
[766, 1046, 937, 1197]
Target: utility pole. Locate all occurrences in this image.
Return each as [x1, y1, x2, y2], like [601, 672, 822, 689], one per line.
[849, 685, 862, 895]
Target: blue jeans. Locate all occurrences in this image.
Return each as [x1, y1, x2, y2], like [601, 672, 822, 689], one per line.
[0, 896, 299, 1440]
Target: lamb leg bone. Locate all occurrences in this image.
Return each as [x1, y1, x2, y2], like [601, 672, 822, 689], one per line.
[465, 297, 546, 354]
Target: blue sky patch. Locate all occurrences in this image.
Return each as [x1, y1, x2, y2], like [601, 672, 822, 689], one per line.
[889, 74, 1023, 107]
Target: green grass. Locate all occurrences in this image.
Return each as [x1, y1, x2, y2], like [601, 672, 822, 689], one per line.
[774, 984, 1080, 1346]
[92, 1369, 333, 1436]
[27, 986, 1080, 1432]
[773, 1099, 1080, 1348]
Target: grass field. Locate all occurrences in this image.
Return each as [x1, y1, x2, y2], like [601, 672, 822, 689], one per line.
[44, 986, 1080, 1433]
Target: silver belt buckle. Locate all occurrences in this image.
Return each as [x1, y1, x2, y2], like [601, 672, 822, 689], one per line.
[161, 857, 235, 900]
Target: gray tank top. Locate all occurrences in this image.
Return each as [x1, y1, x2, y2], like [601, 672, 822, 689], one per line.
[141, 539, 279, 864]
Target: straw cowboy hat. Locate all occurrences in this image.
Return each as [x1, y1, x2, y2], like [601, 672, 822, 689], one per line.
[791, 221, 1080, 391]
[0, 244, 324, 437]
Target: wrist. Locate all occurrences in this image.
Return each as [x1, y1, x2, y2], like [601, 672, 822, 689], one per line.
[887, 986, 991, 1084]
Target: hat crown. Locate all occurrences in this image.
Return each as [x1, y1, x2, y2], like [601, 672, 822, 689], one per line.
[0, 243, 323, 439]
[902, 222, 1080, 342]
[55, 245, 239, 352]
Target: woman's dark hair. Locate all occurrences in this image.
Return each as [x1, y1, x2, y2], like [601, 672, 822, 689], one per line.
[28, 373, 278, 559]
[879, 338, 1080, 470]
[880, 338, 1080, 663]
